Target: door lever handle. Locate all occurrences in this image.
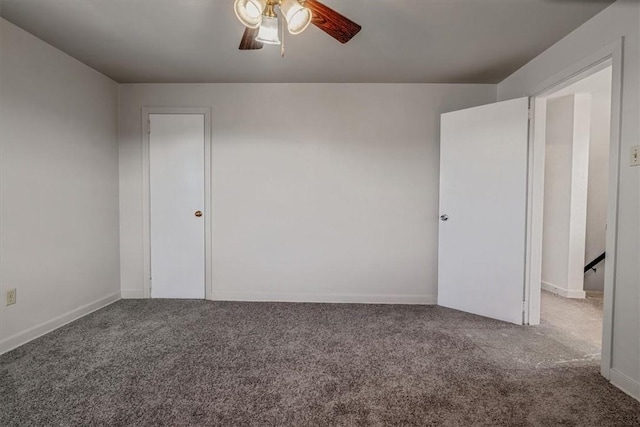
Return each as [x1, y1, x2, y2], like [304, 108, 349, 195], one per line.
[440, 214, 449, 221]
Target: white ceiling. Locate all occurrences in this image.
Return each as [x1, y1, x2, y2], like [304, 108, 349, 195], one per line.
[0, 0, 613, 84]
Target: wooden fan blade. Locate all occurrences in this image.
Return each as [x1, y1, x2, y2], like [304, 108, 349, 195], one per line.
[304, 0, 362, 44]
[239, 27, 263, 50]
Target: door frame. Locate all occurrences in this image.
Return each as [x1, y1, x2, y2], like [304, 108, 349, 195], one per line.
[141, 107, 213, 300]
[525, 39, 623, 380]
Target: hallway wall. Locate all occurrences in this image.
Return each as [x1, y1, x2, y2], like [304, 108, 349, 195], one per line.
[584, 85, 612, 292]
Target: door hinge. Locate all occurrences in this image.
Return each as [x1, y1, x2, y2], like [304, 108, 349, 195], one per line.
[147, 119, 151, 134]
[528, 108, 533, 120]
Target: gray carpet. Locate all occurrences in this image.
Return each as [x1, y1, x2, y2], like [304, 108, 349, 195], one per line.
[1, 300, 639, 426]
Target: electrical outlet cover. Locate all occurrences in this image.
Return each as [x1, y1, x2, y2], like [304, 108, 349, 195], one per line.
[6, 288, 16, 306]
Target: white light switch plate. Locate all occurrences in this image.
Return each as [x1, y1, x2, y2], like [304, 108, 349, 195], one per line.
[632, 145, 640, 167]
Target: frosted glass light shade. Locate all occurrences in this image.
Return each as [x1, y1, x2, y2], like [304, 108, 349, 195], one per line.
[256, 15, 281, 45]
[234, 0, 266, 29]
[280, 0, 312, 35]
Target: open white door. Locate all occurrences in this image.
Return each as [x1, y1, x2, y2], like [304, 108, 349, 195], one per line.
[438, 97, 529, 324]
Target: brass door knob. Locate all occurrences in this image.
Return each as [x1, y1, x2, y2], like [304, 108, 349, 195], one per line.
[194, 211, 203, 217]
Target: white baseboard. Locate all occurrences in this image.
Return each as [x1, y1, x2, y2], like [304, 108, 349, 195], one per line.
[541, 281, 585, 299]
[209, 291, 437, 305]
[610, 369, 640, 402]
[121, 289, 145, 299]
[0, 291, 121, 355]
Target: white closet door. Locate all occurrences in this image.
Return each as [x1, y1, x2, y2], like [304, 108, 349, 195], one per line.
[150, 114, 205, 299]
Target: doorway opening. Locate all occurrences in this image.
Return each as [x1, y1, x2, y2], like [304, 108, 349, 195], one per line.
[538, 65, 612, 362]
[526, 49, 621, 378]
[540, 66, 612, 303]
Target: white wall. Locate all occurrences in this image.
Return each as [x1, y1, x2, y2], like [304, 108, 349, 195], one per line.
[542, 94, 591, 299]
[584, 86, 611, 292]
[118, 83, 495, 303]
[498, 0, 640, 399]
[542, 95, 580, 297]
[0, 18, 121, 353]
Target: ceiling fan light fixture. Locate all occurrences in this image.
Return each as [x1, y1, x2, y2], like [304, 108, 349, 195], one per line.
[255, 15, 281, 45]
[234, 0, 266, 29]
[280, 0, 312, 35]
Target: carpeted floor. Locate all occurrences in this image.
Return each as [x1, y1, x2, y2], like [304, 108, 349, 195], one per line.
[1, 299, 639, 426]
[540, 290, 604, 358]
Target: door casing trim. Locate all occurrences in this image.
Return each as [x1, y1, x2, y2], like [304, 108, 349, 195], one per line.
[141, 107, 213, 300]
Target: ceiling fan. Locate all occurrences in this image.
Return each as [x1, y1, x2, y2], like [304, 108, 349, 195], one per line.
[234, 0, 362, 51]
